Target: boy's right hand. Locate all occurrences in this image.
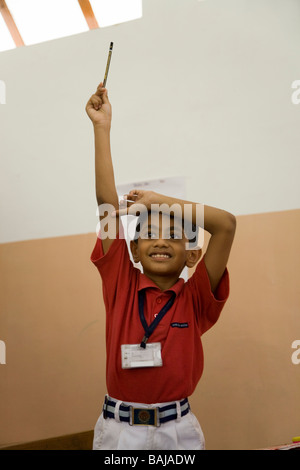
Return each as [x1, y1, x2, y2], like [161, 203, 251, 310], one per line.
[85, 82, 112, 129]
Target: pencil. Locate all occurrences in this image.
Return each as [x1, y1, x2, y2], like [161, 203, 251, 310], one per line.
[103, 42, 113, 87]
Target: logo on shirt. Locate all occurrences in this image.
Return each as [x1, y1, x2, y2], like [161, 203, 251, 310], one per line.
[170, 322, 189, 328]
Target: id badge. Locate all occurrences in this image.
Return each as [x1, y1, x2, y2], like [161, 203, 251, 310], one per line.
[121, 343, 163, 369]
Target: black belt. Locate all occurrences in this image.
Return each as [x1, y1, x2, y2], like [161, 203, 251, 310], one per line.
[103, 396, 190, 427]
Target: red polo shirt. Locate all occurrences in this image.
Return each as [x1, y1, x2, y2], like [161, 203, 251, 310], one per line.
[91, 223, 229, 403]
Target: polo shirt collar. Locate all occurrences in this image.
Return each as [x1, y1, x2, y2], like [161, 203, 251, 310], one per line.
[138, 272, 184, 296]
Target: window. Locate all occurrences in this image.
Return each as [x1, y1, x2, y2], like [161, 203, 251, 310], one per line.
[0, 0, 142, 52]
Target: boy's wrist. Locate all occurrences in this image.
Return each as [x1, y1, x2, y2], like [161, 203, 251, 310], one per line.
[147, 191, 164, 209]
[93, 123, 111, 133]
[150, 192, 176, 207]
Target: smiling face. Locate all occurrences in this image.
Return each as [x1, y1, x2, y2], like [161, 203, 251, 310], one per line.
[130, 212, 201, 291]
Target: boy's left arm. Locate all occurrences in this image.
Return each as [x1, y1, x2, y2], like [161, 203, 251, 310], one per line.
[198, 203, 236, 293]
[113, 190, 236, 294]
[152, 193, 236, 293]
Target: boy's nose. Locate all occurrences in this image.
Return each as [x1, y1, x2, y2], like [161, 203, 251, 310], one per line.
[153, 237, 169, 246]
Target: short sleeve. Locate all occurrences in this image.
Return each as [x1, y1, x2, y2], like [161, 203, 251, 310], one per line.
[187, 254, 230, 334]
[90, 221, 136, 312]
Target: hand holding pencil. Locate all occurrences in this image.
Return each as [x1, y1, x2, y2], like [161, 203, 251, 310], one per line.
[85, 42, 113, 128]
[85, 82, 112, 129]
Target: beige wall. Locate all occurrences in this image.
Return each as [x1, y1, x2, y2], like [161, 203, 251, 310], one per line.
[0, 209, 300, 449]
[190, 208, 300, 449]
[1, 0, 300, 246]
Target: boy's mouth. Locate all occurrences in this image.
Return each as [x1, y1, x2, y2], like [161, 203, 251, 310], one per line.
[150, 252, 171, 259]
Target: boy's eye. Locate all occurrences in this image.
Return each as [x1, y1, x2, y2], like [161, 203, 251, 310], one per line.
[140, 228, 182, 240]
[170, 231, 182, 240]
[147, 231, 157, 239]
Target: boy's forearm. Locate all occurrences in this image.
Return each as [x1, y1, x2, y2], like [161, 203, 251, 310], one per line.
[94, 125, 119, 207]
[150, 192, 236, 235]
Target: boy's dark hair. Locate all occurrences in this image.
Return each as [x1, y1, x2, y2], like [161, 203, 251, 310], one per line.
[133, 210, 198, 248]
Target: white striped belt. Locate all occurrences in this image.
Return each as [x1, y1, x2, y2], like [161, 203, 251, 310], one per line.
[103, 396, 190, 427]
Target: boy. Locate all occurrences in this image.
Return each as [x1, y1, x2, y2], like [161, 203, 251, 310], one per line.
[86, 83, 236, 450]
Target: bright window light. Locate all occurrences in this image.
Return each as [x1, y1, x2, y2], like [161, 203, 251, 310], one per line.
[0, 12, 16, 52]
[0, 0, 143, 52]
[6, 0, 89, 46]
[90, 0, 142, 28]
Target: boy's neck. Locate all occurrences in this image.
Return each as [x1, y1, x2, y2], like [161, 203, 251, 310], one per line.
[144, 272, 179, 292]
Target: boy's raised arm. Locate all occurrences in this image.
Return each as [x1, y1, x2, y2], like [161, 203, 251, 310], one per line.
[113, 190, 236, 293]
[151, 193, 236, 293]
[153, 193, 236, 293]
[86, 83, 120, 254]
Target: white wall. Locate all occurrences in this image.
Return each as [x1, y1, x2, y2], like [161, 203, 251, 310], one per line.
[0, 0, 300, 243]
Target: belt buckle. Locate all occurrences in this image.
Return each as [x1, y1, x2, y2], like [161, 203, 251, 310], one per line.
[129, 406, 160, 427]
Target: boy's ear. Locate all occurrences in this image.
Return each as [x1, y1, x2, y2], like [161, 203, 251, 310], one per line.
[130, 240, 140, 263]
[185, 248, 202, 268]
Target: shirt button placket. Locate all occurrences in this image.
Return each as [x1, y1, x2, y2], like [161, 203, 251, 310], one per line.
[154, 297, 162, 317]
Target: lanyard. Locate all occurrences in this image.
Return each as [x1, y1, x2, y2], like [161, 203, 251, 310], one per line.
[138, 290, 176, 348]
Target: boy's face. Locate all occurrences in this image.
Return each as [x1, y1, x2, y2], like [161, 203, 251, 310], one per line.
[130, 213, 201, 286]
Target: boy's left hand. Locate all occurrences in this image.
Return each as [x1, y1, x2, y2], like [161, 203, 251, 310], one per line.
[112, 190, 156, 217]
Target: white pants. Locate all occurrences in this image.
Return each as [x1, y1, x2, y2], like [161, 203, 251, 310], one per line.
[93, 397, 205, 450]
